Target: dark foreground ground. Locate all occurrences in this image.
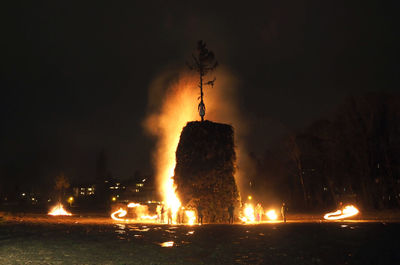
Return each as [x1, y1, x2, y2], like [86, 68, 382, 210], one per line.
[0, 219, 399, 265]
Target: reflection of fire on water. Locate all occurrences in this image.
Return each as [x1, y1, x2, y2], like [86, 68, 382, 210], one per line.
[160, 241, 174, 247]
[48, 203, 72, 216]
[324, 205, 359, 220]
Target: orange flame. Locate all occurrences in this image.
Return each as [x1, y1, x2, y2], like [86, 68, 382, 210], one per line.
[48, 203, 72, 216]
[324, 205, 359, 220]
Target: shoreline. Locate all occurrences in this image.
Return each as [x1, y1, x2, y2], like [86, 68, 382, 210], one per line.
[2, 211, 400, 225]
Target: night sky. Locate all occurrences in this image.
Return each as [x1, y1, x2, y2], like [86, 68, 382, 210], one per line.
[1, 1, 398, 188]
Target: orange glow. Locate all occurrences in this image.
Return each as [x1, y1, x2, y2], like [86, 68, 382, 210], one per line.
[48, 203, 72, 216]
[266, 209, 278, 220]
[324, 205, 359, 220]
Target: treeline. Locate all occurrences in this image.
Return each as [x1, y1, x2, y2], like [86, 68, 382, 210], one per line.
[252, 93, 400, 210]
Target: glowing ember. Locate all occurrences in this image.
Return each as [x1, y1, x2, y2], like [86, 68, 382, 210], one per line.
[266, 209, 278, 221]
[240, 203, 255, 223]
[324, 205, 359, 220]
[185, 210, 196, 225]
[48, 203, 72, 216]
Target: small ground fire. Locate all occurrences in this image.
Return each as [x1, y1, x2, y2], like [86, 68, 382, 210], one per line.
[48, 203, 72, 216]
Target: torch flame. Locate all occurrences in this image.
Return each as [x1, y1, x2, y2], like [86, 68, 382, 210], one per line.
[48, 203, 72, 216]
[324, 205, 359, 220]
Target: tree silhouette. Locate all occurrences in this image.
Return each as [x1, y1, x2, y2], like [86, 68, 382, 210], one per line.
[187, 40, 218, 122]
[54, 173, 70, 202]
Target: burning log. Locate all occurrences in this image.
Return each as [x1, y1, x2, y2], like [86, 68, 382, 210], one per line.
[174, 120, 240, 223]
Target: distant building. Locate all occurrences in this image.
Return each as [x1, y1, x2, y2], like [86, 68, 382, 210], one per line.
[73, 184, 96, 197]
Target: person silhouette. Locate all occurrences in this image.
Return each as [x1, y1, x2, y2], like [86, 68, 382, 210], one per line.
[228, 204, 234, 224]
[198, 100, 205, 121]
[281, 202, 288, 223]
[197, 205, 203, 225]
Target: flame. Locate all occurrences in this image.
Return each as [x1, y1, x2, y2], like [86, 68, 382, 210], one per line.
[266, 209, 278, 221]
[240, 203, 255, 223]
[185, 210, 196, 225]
[145, 75, 199, 221]
[324, 205, 359, 220]
[48, 203, 72, 216]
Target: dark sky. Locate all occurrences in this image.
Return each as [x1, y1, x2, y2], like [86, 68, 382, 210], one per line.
[1, 1, 398, 188]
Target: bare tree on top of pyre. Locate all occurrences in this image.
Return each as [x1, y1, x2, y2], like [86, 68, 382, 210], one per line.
[187, 40, 218, 122]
